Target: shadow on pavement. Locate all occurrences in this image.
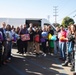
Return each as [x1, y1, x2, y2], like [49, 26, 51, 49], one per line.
[0, 53, 68, 75]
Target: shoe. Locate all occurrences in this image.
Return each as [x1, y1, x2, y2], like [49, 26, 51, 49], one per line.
[3, 62, 7, 65]
[24, 54, 27, 56]
[70, 63, 72, 65]
[70, 68, 74, 71]
[62, 63, 68, 66]
[44, 54, 46, 57]
[17, 51, 19, 53]
[6, 60, 10, 63]
[36, 53, 40, 57]
[59, 57, 62, 60]
[36, 53, 39, 56]
[42, 53, 46, 57]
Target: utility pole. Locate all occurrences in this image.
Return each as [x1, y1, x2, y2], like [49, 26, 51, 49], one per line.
[53, 6, 58, 24]
[47, 15, 50, 23]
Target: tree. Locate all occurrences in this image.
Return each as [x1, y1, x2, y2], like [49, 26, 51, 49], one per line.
[61, 16, 74, 27]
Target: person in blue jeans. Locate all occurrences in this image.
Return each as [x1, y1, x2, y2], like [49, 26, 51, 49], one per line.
[62, 24, 75, 71]
[58, 25, 67, 61]
[3, 24, 12, 64]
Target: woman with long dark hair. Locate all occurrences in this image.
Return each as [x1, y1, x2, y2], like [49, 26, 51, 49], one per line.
[71, 25, 76, 71]
[62, 24, 76, 71]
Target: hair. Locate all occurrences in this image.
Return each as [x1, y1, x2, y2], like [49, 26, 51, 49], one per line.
[60, 25, 63, 27]
[69, 24, 76, 35]
[6, 24, 11, 31]
[74, 25, 76, 36]
[74, 24, 76, 31]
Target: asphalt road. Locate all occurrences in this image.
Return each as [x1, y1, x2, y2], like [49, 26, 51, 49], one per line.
[0, 49, 74, 75]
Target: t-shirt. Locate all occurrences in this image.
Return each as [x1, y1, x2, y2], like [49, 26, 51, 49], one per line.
[5, 31, 12, 41]
[58, 30, 67, 42]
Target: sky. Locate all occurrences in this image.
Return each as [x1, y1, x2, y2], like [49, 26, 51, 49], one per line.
[0, 0, 76, 24]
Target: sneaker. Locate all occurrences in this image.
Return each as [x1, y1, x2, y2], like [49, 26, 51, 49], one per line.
[42, 53, 44, 55]
[44, 54, 46, 57]
[24, 54, 27, 56]
[70, 68, 74, 71]
[17, 51, 19, 53]
[6, 60, 10, 63]
[36, 53, 40, 57]
[3, 62, 7, 65]
[62, 63, 68, 66]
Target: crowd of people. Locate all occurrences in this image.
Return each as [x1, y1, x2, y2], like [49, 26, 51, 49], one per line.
[0, 22, 76, 72]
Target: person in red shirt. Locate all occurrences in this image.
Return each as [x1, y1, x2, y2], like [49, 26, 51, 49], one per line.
[58, 25, 67, 61]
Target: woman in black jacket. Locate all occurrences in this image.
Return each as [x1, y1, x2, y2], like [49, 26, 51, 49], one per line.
[62, 25, 75, 70]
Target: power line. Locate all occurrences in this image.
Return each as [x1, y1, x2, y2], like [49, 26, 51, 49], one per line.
[68, 10, 76, 16]
[58, 9, 76, 22]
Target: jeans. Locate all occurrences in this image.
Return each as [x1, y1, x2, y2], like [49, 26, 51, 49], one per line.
[42, 42, 47, 53]
[64, 41, 75, 65]
[68, 41, 74, 53]
[54, 41, 59, 54]
[59, 41, 66, 59]
[3, 41, 12, 61]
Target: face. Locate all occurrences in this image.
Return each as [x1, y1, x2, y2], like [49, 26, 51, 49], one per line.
[70, 25, 75, 32]
[6, 25, 9, 29]
[20, 25, 23, 29]
[29, 23, 33, 27]
[60, 26, 64, 30]
[17, 27, 20, 30]
[47, 25, 51, 31]
[6, 25, 11, 31]
[67, 26, 71, 31]
[24, 24, 27, 29]
[2, 22, 6, 28]
[12, 26, 14, 29]
[56, 27, 59, 31]
[29, 27, 32, 31]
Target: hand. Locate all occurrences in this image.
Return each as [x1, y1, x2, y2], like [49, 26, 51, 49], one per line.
[7, 38, 10, 41]
[65, 38, 68, 41]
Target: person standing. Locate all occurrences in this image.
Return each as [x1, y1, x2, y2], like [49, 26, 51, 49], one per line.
[47, 25, 54, 54]
[41, 27, 48, 56]
[3, 24, 12, 64]
[34, 28, 41, 56]
[58, 25, 67, 61]
[20, 24, 29, 55]
[0, 22, 6, 64]
[70, 25, 76, 71]
[62, 25, 74, 65]
[16, 27, 21, 53]
[0, 22, 6, 41]
[0, 29, 3, 66]
[54, 26, 60, 55]
[62, 25, 76, 71]
[27, 27, 35, 54]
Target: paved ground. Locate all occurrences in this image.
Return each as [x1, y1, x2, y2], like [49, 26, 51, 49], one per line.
[0, 49, 74, 75]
